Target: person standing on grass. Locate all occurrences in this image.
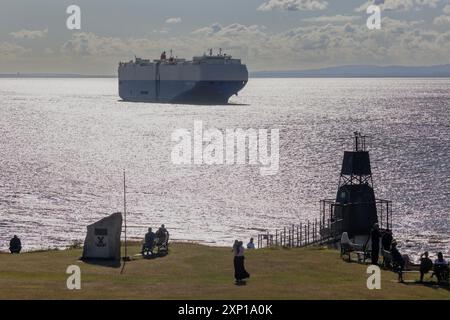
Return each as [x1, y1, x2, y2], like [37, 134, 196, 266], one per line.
[233, 240, 250, 285]
[370, 223, 381, 265]
[247, 238, 255, 249]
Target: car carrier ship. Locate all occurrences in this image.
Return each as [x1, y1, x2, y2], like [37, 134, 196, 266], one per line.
[118, 49, 248, 104]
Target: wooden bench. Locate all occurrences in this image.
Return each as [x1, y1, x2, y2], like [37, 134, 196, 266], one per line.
[341, 243, 368, 263]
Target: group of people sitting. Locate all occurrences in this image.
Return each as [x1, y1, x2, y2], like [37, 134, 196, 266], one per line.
[342, 223, 449, 284]
[141, 224, 170, 256]
[419, 251, 449, 284]
[374, 225, 448, 284]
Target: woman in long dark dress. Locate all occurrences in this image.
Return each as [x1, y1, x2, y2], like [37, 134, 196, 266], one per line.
[233, 241, 250, 285]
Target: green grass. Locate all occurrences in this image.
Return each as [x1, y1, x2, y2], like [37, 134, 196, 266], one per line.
[0, 243, 449, 299]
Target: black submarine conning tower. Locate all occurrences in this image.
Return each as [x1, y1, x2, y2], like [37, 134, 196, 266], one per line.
[320, 132, 392, 240]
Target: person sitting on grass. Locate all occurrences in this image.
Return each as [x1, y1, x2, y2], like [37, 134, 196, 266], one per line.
[419, 251, 433, 282]
[433, 252, 449, 284]
[9, 235, 22, 254]
[391, 241, 405, 283]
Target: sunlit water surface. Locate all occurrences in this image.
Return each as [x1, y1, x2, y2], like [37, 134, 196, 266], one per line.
[0, 78, 449, 262]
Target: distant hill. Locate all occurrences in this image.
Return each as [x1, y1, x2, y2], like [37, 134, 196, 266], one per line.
[251, 65, 450, 78]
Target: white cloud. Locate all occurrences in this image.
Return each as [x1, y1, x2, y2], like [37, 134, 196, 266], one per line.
[443, 4, 450, 14]
[355, 0, 441, 12]
[61, 33, 133, 56]
[0, 42, 29, 56]
[153, 28, 170, 34]
[258, 0, 328, 11]
[415, 0, 440, 8]
[165, 17, 182, 24]
[59, 19, 450, 72]
[10, 28, 48, 39]
[191, 23, 224, 36]
[433, 15, 450, 25]
[302, 15, 362, 23]
[192, 23, 267, 38]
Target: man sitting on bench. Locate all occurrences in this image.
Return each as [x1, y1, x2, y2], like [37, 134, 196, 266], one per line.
[141, 227, 155, 255]
[433, 252, 449, 284]
[419, 251, 433, 282]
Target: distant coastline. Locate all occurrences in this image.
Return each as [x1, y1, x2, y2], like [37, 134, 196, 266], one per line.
[2, 64, 450, 78]
[251, 64, 450, 78]
[0, 73, 116, 78]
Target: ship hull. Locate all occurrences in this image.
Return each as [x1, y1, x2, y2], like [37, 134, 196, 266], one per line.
[118, 55, 248, 104]
[119, 79, 247, 104]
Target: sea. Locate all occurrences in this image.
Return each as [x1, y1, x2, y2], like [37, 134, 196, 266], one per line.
[0, 77, 449, 262]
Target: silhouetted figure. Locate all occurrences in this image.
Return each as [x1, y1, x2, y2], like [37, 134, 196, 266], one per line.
[232, 240, 239, 254]
[391, 241, 405, 282]
[9, 235, 21, 254]
[154, 224, 170, 255]
[233, 241, 250, 285]
[370, 223, 381, 265]
[433, 252, 449, 284]
[247, 238, 255, 249]
[160, 51, 167, 60]
[156, 224, 169, 242]
[381, 229, 393, 251]
[419, 251, 433, 282]
[142, 227, 155, 255]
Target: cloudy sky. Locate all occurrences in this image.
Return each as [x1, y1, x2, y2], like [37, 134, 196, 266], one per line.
[1, 0, 450, 74]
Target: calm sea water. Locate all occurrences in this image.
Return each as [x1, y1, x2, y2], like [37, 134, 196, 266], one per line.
[0, 78, 449, 262]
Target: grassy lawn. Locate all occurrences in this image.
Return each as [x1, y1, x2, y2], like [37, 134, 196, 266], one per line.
[0, 243, 449, 299]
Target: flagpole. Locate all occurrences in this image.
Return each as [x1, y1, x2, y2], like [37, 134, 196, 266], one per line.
[123, 169, 130, 261]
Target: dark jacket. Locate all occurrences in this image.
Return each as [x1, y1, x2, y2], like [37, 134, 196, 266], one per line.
[10, 237, 21, 249]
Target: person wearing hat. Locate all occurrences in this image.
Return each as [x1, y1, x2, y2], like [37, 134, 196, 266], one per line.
[370, 223, 381, 265]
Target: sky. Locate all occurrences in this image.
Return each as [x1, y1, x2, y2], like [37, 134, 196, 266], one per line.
[1, 0, 450, 74]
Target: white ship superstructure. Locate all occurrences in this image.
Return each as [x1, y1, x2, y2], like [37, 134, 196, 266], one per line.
[118, 50, 248, 103]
